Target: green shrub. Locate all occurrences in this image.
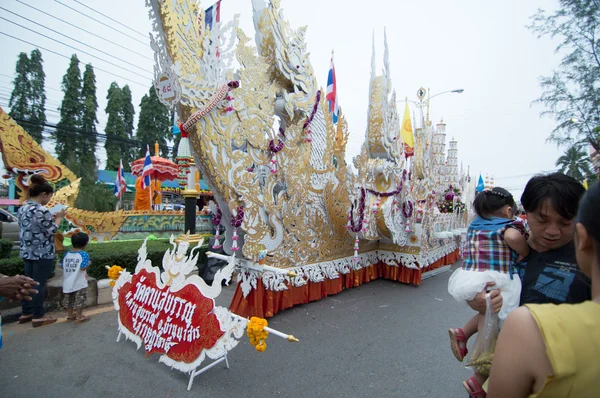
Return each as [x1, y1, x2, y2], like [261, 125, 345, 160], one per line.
[0, 240, 209, 280]
[62, 239, 209, 280]
[0, 256, 24, 276]
[0, 239, 12, 259]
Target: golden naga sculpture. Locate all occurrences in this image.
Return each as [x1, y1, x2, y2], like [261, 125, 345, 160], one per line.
[146, 0, 467, 287]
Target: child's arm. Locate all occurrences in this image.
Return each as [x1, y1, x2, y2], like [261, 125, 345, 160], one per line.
[80, 252, 90, 270]
[504, 228, 529, 261]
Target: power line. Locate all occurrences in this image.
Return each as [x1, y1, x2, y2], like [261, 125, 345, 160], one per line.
[12, 118, 174, 151]
[0, 32, 150, 88]
[54, 0, 150, 47]
[0, 74, 63, 94]
[0, 17, 153, 81]
[15, 0, 153, 62]
[73, 0, 148, 39]
[0, 8, 153, 76]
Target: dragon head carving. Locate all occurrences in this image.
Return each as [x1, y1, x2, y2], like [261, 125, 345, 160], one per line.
[0, 108, 77, 200]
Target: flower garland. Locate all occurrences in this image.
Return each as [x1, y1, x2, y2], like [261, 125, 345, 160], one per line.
[230, 205, 244, 251]
[179, 81, 239, 134]
[247, 316, 269, 352]
[302, 90, 321, 143]
[212, 203, 223, 249]
[348, 188, 367, 261]
[366, 182, 404, 214]
[402, 200, 414, 233]
[107, 265, 124, 287]
[268, 127, 285, 174]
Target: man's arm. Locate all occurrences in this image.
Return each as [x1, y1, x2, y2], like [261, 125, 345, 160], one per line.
[467, 282, 503, 314]
[487, 307, 552, 397]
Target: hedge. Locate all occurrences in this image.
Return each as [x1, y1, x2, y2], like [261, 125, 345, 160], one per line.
[0, 240, 209, 280]
[0, 239, 12, 259]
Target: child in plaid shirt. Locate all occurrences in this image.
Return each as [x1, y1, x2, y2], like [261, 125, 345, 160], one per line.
[447, 187, 529, 396]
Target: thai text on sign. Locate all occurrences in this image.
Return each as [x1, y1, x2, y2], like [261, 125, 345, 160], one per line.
[118, 268, 224, 362]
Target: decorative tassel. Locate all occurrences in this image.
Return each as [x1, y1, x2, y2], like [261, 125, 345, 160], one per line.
[305, 130, 312, 143]
[212, 227, 222, 249]
[405, 220, 411, 233]
[231, 228, 239, 251]
[353, 234, 360, 262]
[270, 154, 278, 174]
[362, 217, 369, 233]
[372, 196, 381, 214]
[346, 215, 352, 230]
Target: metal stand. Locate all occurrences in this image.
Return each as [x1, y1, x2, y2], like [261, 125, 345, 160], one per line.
[187, 354, 230, 391]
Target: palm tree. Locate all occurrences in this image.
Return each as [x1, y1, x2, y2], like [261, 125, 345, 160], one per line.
[555, 146, 593, 182]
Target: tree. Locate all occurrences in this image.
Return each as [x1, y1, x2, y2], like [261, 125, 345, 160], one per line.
[121, 85, 136, 167]
[105, 82, 125, 171]
[27, 49, 46, 145]
[136, 86, 171, 158]
[79, 64, 99, 183]
[8, 53, 32, 138]
[555, 145, 593, 182]
[529, 1, 600, 152]
[56, 55, 83, 165]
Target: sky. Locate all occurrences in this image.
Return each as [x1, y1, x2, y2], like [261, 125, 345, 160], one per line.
[0, 0, 565, 199]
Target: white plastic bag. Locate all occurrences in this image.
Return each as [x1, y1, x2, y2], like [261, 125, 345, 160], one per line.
[465, 293, 500, 377]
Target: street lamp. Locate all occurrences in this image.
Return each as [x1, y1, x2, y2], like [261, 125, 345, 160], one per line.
[397, 88, 464, 104]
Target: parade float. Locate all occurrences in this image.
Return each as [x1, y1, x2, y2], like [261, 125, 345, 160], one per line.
[144, 0, 474, 318]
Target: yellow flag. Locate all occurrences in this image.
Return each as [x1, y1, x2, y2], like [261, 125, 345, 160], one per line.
[400, 102, 414, 157]
[583, 179, 589, 190]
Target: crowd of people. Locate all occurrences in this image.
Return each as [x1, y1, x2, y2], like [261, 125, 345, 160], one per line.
[0, 175, 91, 332]
[448, 172, 597, 397]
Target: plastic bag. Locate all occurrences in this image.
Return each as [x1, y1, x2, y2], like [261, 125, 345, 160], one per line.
[465, 292, 500, 377]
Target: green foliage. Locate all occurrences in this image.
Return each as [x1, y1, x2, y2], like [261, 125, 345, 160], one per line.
[105, 83, 136, 171]
[0, 256, 23, 277]
[27, 49, 46, 144]
[79, 64, 99, 183]
[0, 239, 12, 259]
[529, 1, 600, 151]
[0, 240, 210, 280]
[136, 86, 171, 159]
[74, 181, 116, 212]
[63, 240, 208, 280]
[8, 52, 30, 124]
[56, 55, 83, 165]
[555, 146, 593, 182]
[7, 49, 47, 144]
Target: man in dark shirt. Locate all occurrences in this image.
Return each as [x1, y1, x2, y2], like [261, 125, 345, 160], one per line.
[468, 172, 590, 313]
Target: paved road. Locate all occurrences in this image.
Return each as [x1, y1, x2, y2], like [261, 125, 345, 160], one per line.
[0, 265, 473, 398]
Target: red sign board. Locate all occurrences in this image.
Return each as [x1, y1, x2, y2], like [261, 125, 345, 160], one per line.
[117, 268, 224, 363]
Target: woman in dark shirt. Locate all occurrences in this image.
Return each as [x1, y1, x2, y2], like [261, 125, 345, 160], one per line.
[18, 175, 65, 327]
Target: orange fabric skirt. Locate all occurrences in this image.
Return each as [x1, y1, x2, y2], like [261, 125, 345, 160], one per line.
[229, 249, 459, 318]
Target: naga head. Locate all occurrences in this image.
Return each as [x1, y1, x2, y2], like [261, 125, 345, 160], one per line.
[0, 108, 77, 200]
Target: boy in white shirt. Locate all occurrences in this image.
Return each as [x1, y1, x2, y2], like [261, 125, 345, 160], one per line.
[61, 232, 91, 324]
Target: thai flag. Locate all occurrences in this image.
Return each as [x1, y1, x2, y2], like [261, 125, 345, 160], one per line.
[205, 1, 221, 30]
[113, 159, 127, 198]
[325, 57, 339, 124]
[141, 146, 154, 190]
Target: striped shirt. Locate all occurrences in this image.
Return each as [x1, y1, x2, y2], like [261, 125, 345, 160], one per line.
[463, 217, 528, 274]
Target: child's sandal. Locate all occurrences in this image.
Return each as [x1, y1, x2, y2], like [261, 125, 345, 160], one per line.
[66, 316, 76, 322]
[448, 327, 468, 362]
[463, 376, 486, 397]
[76, 315, 90, 324]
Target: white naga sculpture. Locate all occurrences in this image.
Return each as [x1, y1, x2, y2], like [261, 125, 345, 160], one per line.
[145, 0, 471, 315]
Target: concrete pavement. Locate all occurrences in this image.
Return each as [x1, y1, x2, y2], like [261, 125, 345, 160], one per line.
[0, 265, 473, 398]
